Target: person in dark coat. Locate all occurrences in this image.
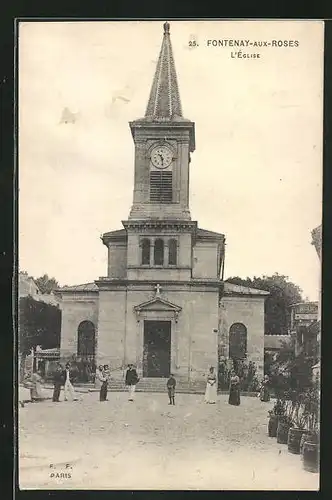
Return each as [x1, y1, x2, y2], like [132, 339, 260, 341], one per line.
[125, 364, 139, 401]
[52, 363, 65, 402]
[100, 365, 110, 402]
[167, 374, 176, 405]
[228, 370, 241, 406]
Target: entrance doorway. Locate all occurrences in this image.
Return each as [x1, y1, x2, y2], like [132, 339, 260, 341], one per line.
[143, 320, 171, 377]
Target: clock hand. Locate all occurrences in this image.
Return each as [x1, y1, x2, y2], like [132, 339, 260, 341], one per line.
[158, 154, 164, 166]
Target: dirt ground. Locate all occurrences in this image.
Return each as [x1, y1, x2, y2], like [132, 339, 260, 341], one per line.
[18, 388, 319, 490]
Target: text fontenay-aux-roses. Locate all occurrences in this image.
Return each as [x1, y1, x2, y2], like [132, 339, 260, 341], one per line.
[203, 38, 300, 59]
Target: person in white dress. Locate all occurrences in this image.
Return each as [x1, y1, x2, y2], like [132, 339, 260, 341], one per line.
[64, 363, 78, 401]
[204, 366, 217, 404]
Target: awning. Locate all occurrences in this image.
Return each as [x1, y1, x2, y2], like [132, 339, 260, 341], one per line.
[35, 348, 60, 359]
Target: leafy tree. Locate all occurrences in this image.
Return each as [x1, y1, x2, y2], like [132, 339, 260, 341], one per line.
[226, 273, 303, 335]
[19, 295, 61, 355]
[34, 274, 59, 294]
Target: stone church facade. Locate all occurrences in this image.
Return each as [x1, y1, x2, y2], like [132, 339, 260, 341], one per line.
[57, 22, 268, 386]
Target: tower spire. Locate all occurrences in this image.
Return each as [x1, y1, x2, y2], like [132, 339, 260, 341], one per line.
[145, 22, 183, 121]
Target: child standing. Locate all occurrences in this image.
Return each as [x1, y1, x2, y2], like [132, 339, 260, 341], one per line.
[167, 374, 176, 405]
[101, 365, 111, 401]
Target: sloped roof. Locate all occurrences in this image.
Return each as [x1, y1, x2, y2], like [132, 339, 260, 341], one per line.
[57, 282, 98, 292]
[36, 293, 60, 306]
[197, 228, 225, 239]
[101, 228, 127, 246]
[290, 301, 318, 307]
[264, 335, 292, 350]
[223, 282, 269, 296]
[102, 229, 127, 238]
[19, 273, 41, 297]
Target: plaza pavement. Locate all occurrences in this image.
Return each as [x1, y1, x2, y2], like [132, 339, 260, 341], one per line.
[18, 389, 319, 490]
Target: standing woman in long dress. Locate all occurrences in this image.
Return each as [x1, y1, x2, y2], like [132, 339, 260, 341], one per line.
[204, 366, 217, 404]
[30, 370, 45, 402]
[259, 375, 271, 402]
[95, 365, 105, 401]
[228, 370, 241, 406]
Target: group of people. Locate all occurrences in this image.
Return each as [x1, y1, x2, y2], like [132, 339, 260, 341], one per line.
[52, 362, 78, 401]
[95, 363, 139, 402]
[22, 362, 78, 403]
[22, 362, 271, 407]
[204, 366, 241, 406]
[95, 364, 179, 405]
[204, 367, 271, 406]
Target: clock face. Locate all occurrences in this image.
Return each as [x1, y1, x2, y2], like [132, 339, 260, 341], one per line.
[151, 146, 173, 169]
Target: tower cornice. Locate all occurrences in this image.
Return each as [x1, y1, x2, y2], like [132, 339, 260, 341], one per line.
[129, 120, 195, 152]
[122, 219, 198, 233]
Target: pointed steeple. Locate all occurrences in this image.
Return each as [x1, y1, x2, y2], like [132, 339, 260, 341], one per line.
[144, 22, 186, 122]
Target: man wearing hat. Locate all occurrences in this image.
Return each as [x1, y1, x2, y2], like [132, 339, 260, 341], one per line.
[125, 364, 139, 401]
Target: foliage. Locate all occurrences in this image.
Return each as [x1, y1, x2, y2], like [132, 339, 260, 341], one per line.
[19, 295, 61, 355]
[268, 398, 286, 417]
[218, 357, 260, 392]
[34, 274, 59, 294]
[279, 390, 300, 426]
[271, 382, 320, 434]
[289, 352, 314, 391]
[268, 349, 316, 398]
[291, 391, 311, 430]
[218, 357, 231, 390]
[226, 273, 303, 335]
[302, 386, 320, 433]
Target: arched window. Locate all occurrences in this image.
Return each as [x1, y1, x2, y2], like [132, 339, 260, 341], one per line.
[154, 239, 164, 266]
[168, 239, 177, 265]
[229, 323, 247, 360]
[141, 238, 151, 265]
[77, 320, 96, 357]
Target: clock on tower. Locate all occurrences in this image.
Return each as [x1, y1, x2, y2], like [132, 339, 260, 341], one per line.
[150, 145, 173, 169]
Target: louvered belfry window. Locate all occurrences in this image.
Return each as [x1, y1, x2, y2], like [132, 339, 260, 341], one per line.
[150, 171, 173, 203]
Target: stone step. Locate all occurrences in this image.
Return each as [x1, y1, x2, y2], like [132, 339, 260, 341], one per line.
[43, 383, 259, 396]
[95, 387, 205, 394]
[89, 379, 206, 394]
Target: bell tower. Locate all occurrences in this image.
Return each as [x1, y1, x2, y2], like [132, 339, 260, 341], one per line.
[121, 22, 197, 279]
[128, 21, 196, 221]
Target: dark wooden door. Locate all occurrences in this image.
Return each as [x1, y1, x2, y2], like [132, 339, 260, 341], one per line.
[143, 320, 171, 377]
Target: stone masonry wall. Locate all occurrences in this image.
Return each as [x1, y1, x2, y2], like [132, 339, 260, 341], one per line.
[97, 290, 126, 376]
[60, 295, 99, 357]
[192, 241, 219, 279]
[108, 242, 127, 278]
[220, 296, 265, 378]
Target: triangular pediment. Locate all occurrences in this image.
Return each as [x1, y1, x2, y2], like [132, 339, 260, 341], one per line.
[134, 297, 182, 312]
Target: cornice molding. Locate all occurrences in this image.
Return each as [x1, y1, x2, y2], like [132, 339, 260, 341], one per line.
[122, 219, 197, 232]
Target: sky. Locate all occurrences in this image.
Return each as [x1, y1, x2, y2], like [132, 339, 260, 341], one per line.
[18, 20, 323, 300]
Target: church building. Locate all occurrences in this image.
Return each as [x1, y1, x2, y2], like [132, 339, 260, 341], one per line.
[57, 22, 268, 388]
